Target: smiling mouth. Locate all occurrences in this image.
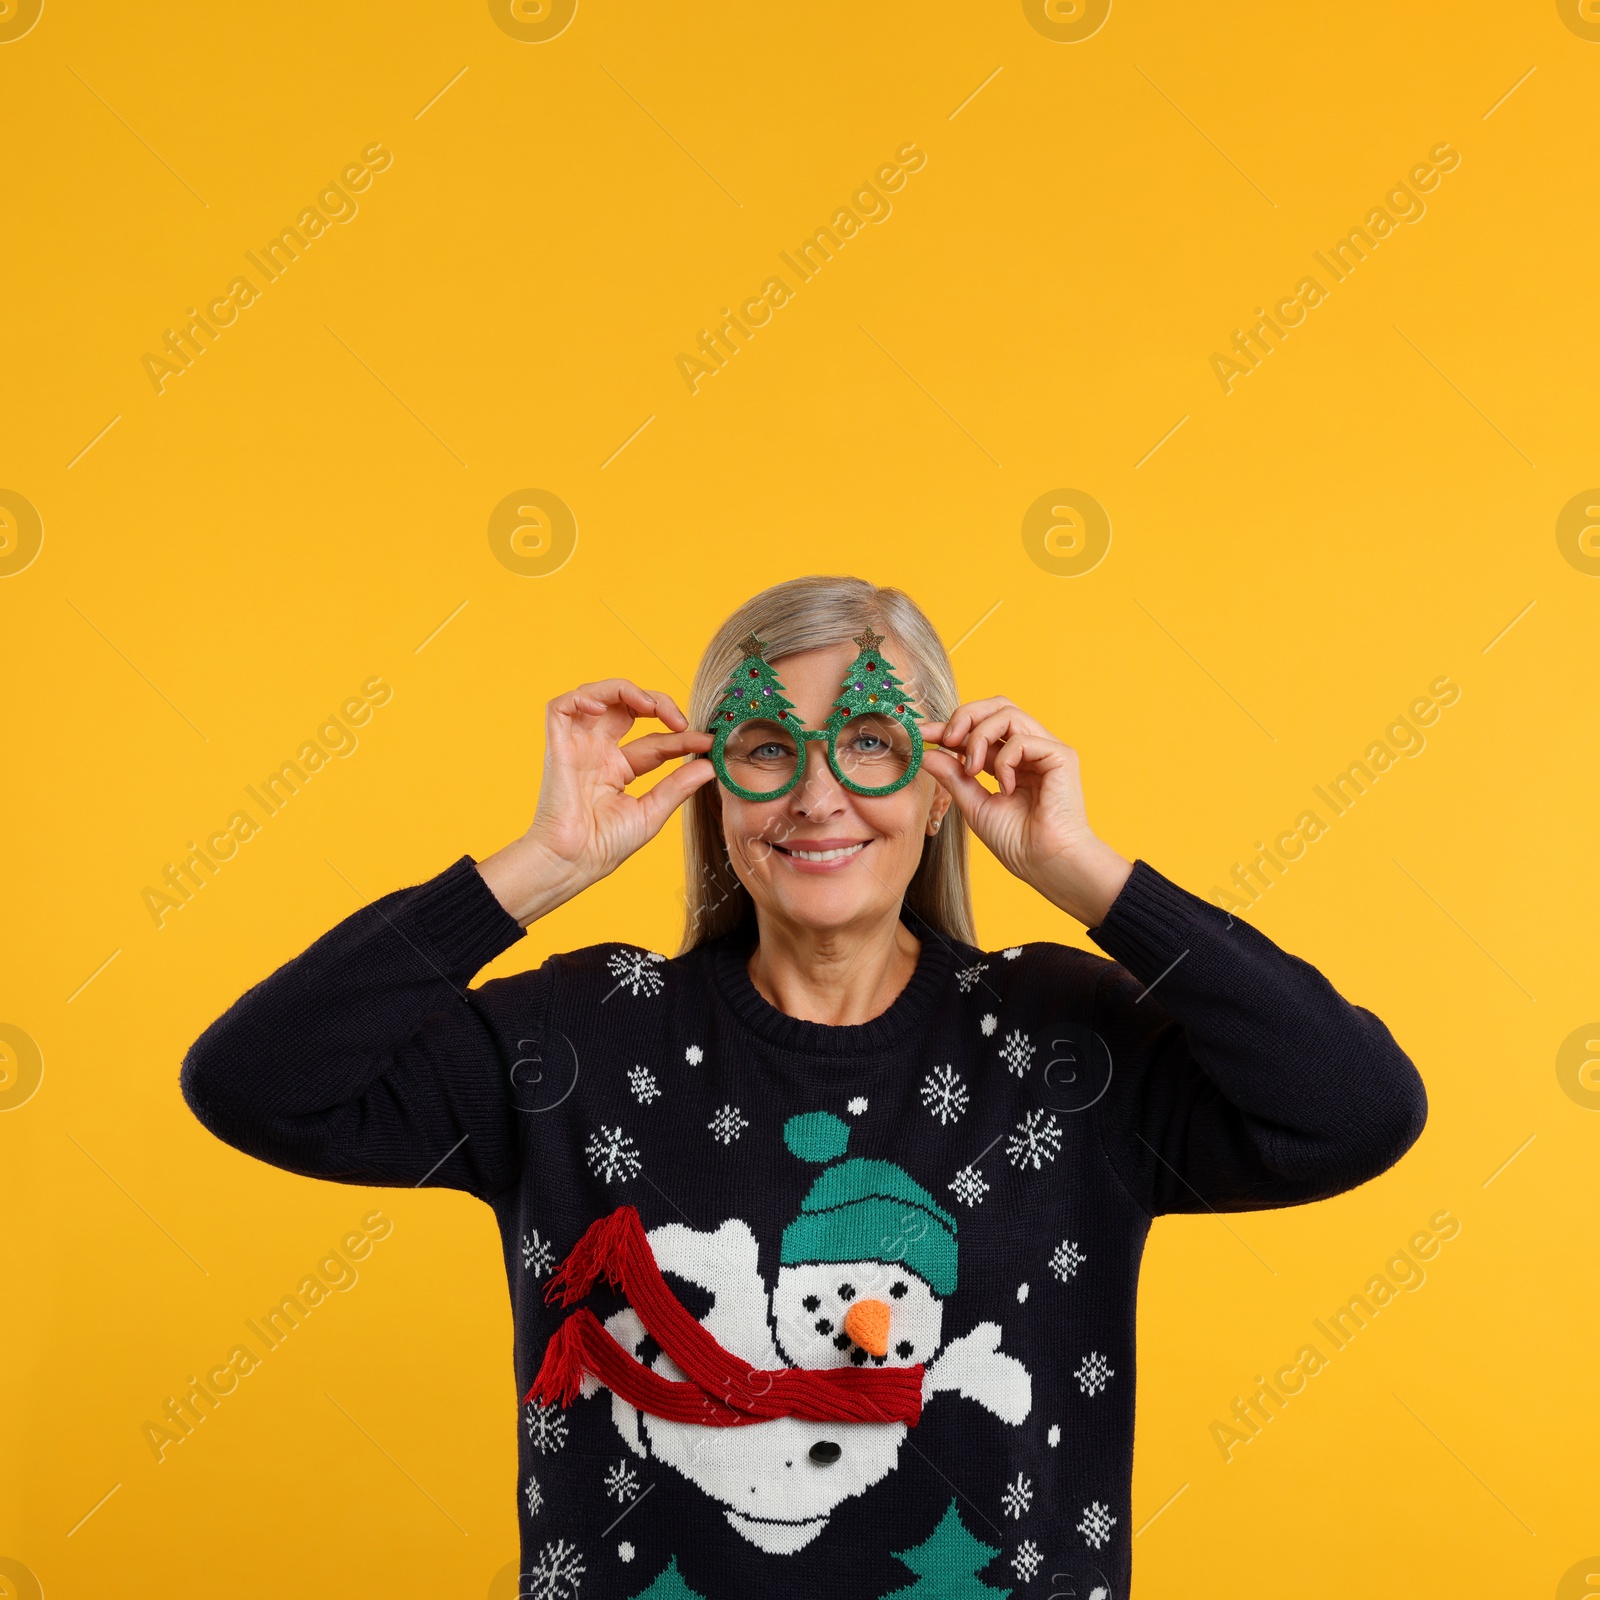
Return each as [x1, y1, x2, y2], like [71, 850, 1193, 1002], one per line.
[725, 1508, 830, 1530]
[773, 842, 870, 863]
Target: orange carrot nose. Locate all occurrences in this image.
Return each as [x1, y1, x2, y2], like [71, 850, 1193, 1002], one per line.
[842, 1298, 891, 1358]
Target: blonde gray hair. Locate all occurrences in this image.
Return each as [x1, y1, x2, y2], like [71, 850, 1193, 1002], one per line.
[678, 575, 974, 953]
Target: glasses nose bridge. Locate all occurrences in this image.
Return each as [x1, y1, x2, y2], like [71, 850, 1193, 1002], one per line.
[792, 722, 844, 800]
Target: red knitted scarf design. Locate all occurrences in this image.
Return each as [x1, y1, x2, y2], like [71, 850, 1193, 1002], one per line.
[523, 1206, 925, 1428]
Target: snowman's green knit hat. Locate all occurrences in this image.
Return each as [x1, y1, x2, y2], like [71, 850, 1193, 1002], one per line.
[780, 1112, 958, 1296]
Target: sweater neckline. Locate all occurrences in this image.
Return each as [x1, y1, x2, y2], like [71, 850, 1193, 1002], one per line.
[706, 916, 962, 1056]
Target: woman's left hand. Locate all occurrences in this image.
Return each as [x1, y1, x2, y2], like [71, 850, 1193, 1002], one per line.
[920, 699, 1134, 928]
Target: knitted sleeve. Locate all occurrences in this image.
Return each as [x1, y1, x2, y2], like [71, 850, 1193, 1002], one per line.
[1081, 859, 1428, 1216]
[179, 854, 539, 1201]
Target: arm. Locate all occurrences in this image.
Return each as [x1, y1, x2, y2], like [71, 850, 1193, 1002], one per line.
[180, 856, 532, 1197]
[181, 678, 717, 1198]
[1082, 859, 1427, 1214]
[922, 698, 1427, 1215]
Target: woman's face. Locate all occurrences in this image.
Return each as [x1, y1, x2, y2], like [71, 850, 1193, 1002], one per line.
[717, 639, 951, 936]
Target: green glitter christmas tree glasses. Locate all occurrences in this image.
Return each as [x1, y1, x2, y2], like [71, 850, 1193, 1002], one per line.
[700, 627, 926, 801]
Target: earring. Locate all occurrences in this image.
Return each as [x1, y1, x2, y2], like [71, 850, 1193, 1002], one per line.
[929, 817, 942, 835]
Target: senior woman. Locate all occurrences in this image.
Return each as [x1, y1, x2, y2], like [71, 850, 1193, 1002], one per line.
[181, 575, 1427, 1599]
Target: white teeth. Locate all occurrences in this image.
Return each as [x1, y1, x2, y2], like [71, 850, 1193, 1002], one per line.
[789, 843, 866, 862]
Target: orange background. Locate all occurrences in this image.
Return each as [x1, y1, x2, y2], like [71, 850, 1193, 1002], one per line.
[3, 1, 1598, 1595]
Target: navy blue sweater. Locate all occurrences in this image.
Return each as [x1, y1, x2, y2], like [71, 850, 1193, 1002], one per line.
[181, 855, 1426, 1599]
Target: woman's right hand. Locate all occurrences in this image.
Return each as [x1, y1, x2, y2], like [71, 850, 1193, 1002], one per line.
[477, 679, 717, 926]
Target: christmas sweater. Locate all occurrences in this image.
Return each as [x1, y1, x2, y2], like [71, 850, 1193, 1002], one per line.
[180, 855, 1428, 1599]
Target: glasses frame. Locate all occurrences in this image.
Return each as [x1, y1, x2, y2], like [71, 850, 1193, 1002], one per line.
[699, 638, 926, 802]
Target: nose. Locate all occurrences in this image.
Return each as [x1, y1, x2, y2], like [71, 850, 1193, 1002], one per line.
[842, 1297, 890, 1358]
[790, 738, 848, 818]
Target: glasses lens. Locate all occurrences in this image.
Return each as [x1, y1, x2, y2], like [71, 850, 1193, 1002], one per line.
[721, 718, 801, 795]
[832, 713, 916, 788]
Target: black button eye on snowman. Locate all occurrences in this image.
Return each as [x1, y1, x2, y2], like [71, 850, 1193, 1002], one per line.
[600, 1110, 1034, 1555]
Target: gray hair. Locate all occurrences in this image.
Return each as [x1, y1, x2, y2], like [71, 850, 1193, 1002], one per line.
[678, 575, 975, 952]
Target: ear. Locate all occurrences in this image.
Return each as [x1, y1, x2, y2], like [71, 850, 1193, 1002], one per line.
[927, 785, 953, 833]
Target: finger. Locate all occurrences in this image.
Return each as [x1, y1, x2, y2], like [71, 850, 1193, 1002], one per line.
[961, 720, 1000, 777]
[549, 687, 611, 718]
[619, 683, 695, 733]
[920, 746, 994, 826]
[993, 732, 1067, 795]
[636, 756, 719, 836]
[624, 728, 714, 755]
[960, 708, 1045, 775]
[621, 729, 713, 777]
[645, 691, 690, 731]
[939, 697, 1015, 749]
[558, 679, 683, 726]
[992, 734, 1030, 795]
[609, 680, 676, 724]
[964, 706, 1044, 749]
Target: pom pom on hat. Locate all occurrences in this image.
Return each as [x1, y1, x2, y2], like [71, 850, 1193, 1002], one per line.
[784, 1111, 852, 1164]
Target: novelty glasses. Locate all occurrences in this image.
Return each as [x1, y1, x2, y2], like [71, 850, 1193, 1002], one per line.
[700, 628, 925, 801]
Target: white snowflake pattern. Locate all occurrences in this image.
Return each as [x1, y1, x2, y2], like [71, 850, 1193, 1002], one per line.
[524, 1473, 543, 1517]
[1050, 1238, 1088, 1280]
[848, 1096, 868, 1115]
[1047, 1423, 1061, 1447]
[1017, 1282, 1030, 1304]
[998, 1029, 1036, 1077]
[627, 1065, 660, 1105]
[521, 1230, 556, 1277]
[618, 1542, 635, 1563]
[585, 1125, 641, 1183]
[1075, 1351, 1114, 1396]
[708, 1103, 749, 1144]
[948, 1164, 990, 1208]
[1002, 946, 1023, 960]
[1001, 1472, 1033, 1520]
[1077, 1500, 1118, 1550]
[604, 1460, 641, 1503]
[607, 949, 665, 999]
[525, 1400, 569, 1454]
[1012, 1540, 1044, 1581]
[920, 1063, 969, 1126]
[980, 1012, 998, 1037]
[1006, 1109, 1062, 1170]
[955, 961, 990, 994]
[684, 1043, 704, 1065]
[525, 1537, 585, 1598]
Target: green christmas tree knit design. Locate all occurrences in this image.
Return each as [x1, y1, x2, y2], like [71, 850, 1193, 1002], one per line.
[880, 1499, 1013, 1599]
[830, 627, 917, 724]
[627, 1554, 706, 1600]
[624, 1504, 1009, 1600]
[713, 631, 798, 729]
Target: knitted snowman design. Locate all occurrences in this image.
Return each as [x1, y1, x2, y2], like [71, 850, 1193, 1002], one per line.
[602, 1112, 1031, 1554]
